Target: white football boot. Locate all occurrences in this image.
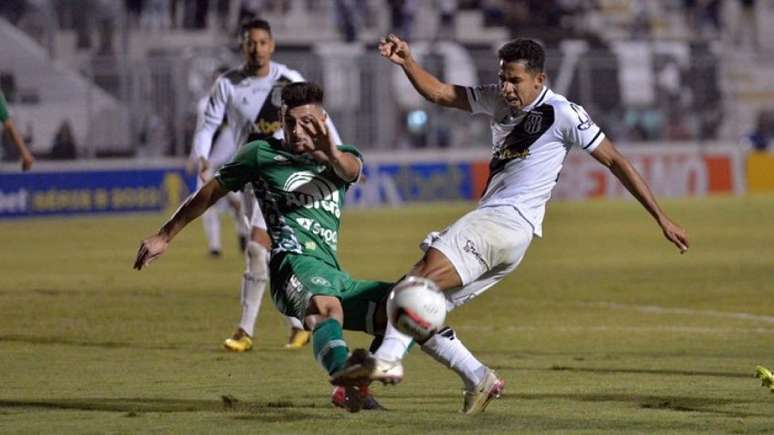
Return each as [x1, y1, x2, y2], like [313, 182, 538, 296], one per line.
[461, 368, 505, 415]
[330, 348, 404, 386]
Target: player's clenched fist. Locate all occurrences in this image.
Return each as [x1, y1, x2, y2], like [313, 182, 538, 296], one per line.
[378, 34, 411, 65]
[133, 234, 170, 270]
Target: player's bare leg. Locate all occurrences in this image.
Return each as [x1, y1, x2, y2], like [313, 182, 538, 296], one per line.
[224, 227, 271, 352]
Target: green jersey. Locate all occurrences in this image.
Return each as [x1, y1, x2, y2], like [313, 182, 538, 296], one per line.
[0, 91, 10, 123]
[215, 138, 361, 269]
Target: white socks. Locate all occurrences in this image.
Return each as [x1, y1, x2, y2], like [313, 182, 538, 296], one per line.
[286, 315, 304, 330]
[201, 207, 221, 252]
[238, 241, 268, 336]
[421, 328, 488, 391]
[374, 318, 414, 362]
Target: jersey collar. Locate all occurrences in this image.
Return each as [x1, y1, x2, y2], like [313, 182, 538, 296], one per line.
[521, 86, 549, 112]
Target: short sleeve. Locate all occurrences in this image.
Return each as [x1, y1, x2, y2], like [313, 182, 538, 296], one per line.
[558, 101, 605, 153]
[465, 84, 500, 116]
[215, 141, 262, 191]
[0, 92, 10, 123]
[335, 144, 363, 184]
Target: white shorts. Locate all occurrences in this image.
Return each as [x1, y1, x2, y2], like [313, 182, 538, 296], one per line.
[241, 185, 267, 230]
[423, 205, 533, 311]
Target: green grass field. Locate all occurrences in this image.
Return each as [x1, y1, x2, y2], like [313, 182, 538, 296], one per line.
[1, 195, 773, 434]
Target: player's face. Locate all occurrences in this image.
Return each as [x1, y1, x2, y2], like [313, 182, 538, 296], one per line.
[241, 28, 275, 69]
[282, 104, 326, 154]
[498, 60, 545, 111]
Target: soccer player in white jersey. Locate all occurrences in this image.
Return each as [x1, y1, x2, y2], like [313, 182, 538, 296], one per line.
[188, 67, 249, 258]
[192, 18, 342, 352]
[333, 35, 689, 415]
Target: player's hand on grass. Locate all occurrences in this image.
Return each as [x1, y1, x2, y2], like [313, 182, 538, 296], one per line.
[20, 151, 33, 171]
[300, 114, 338, 163]
[659, 218, 689, 254]
[379, 34, 411, 66]
[133, 235, 169, 270]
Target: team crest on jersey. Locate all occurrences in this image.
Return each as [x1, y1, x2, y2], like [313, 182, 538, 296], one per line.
[523, 111, 543, 134]
[283, 171, 342, 217]
[311, 276, 331, 287]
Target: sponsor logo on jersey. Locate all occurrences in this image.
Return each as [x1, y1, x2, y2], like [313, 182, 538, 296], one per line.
[570, 103, 594, 130]
[283, 171, 342, 218]
[463, 240, 489, 269]
[273, 154, 289, 162]
[296, 217, 338, 247]
[255, 119, 281, 135]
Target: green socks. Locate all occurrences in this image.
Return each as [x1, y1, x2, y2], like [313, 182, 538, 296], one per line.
[312, 318, 349, 375]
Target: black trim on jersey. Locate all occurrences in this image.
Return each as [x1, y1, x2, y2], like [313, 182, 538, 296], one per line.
[531, 87, 548, 108]
[480, 104, 556, 196]
[582, 130, 602, 150]
[246, 74, 293, 143]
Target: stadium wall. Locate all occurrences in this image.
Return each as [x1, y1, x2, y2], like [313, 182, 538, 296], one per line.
[0, 144, 747, 219]
[746, 152, 774, 193]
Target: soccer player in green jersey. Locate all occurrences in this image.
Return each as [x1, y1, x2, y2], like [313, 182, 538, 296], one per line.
[134, 82, 390, 411]
[1, 90, 34, 171]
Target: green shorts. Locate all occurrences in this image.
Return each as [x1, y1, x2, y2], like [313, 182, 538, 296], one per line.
[270, 253, 393, 334]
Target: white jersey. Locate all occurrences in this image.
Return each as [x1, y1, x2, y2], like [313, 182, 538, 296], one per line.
[189, 96, 238, 168]
[193, 61, 342, 160]
[466, 85, 605, 237]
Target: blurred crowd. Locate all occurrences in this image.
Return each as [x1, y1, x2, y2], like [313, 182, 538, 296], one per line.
[0, 0, 771, 158]
[0, 0, 764, 48]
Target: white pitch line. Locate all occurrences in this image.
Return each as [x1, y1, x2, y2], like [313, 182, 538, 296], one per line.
[457, 324, 774, 334]
[577, 301, 774, 324]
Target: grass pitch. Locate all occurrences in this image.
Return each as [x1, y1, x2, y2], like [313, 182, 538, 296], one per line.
[1, 195, 773, 434]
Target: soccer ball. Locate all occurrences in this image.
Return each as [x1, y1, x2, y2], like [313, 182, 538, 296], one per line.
[387, 277, 447, 340]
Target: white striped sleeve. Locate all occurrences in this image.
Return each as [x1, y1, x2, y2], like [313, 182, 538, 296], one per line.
[559, 101, 605, 153]
[192, 77, 229, 160]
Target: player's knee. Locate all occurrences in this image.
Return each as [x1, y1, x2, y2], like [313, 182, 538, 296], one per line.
[306, 295, 343, 324]
[409, 249, 462, 290]
[245, 241, 268, 280]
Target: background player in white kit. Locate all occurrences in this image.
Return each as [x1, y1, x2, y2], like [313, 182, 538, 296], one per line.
[188, 66, 249, 258]
[335, 35, 689, 415]
[193, 19, 342, 352]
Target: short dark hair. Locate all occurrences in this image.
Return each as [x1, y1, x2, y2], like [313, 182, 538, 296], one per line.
[240, 18, 272, 38]
[497, 38, 545, 73]
[281, 82, 324, 110]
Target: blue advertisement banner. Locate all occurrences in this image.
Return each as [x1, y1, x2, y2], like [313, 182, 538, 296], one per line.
[346, 162, 475, 207]
[0, 168, 196, 219]
[0, 161, 474, 219]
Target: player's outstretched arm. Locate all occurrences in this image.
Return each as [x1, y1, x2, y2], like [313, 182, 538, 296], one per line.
[378, 34, 470, 111]
[133, 179, 228, 270]
[590, 138, 689, 253]
[3, 120, 34, 171]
